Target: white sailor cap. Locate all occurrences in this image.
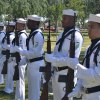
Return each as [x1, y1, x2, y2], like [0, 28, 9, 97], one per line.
[88, 14, 100, 23]
[27, 15, 42, 21]
[17, 18, 26, 24]
[62, 9, 78, 16]
[6, 21, 15, 26]
[0, 22, 4, 26]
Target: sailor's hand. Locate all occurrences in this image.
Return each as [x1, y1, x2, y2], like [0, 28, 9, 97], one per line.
[65, 58, 79, 69]
[45, 53, 55, 63]
[6, 45, 10, 50]
[14, 46, 23, 53]
[52, 57, 79, 69]
[68, 85, 82, 98]
[19, 58, 28, 66]
[10, 46, 16, 53]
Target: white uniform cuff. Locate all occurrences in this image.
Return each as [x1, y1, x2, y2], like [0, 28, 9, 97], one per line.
[76, 64, 96, 82]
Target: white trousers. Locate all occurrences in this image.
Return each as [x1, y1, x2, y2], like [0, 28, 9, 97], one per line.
[15, 64, 26, 100]
[52, 70, 67, 100]
[82, 92, 100, 100]
[0, 63, 4, 84]
[27, 62, 43, 100]
[0, 55, 4, 84]
[4, 61, 14, 93]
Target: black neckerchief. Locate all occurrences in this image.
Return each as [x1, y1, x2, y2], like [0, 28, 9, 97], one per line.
[85, 38, 100, 68]
[26, 28, 39, 50]
[30, 28, 38, 35]
[63, 26, 74, 36]
[57, 26, 74, 52]
[90, 38, 100, 50]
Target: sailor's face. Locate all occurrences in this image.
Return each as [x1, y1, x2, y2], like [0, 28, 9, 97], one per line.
[27, 19, 39, 30]
[88, 22, 100, 39]
[62, 15, 74, 28]
[16, 22, 25, 31]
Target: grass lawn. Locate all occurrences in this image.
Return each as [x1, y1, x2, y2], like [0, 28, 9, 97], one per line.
[0, 35, 90, 100]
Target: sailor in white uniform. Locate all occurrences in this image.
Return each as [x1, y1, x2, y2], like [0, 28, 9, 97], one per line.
[2, 22, 15, 94]
[14, 15, 45, 100]
[51, 14, 100, 100]
[45, 9, 83, 100]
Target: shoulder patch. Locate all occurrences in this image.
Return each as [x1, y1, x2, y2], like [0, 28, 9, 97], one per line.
[34, 42, 39, 47]
[75, 42, 80, 50]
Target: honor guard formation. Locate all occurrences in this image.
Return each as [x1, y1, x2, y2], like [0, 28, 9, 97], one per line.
[0, 9, 100, 100]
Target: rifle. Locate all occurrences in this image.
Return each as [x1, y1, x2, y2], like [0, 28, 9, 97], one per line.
[1, 21, 10, 74]
[39, 20, 52, 100]
[12, 22, 20, 81]
[58, 13, 76, 100]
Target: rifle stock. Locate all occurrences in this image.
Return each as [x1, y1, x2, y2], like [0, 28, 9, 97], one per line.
[40, 63, 51, 100]
[39, 20, 51, 100]
[13, 26, 20, 80]
[13, 52, 20, 80]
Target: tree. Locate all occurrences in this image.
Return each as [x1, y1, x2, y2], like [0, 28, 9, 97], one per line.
[10, 0, 30, 18]
[85, 0, 100, 14]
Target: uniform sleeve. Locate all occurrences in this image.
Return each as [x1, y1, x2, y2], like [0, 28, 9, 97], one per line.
[2, 33, 14, 50]
[0, 32, 5, 43]
[20, 32, 44, 59]
[0, 32, 5, 50]
[19, 33, 27, 50]
[75, 31, 83, 58]
[76, 51, 100, 82]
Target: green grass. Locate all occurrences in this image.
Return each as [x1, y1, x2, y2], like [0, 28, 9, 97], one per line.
[0, 35, 90, 100]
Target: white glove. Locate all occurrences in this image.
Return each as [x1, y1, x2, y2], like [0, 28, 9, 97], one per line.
[14, 46, 23, 52]
[45, 53, 55, 63]
[52, 57, 79, 69]
[77, 64, 87, 70]
[68, 85, 82, 98]
[6, 45, 10, 50]
[19, 58, 28, 66]
[66, 58, 79, 69]
[10, 46, 16, 53]
[52, 58, 67, 67]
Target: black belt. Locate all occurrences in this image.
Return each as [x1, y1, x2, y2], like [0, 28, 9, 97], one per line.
[57, 66, 68, 71]
[1, 50, 7, 55]
[29, 57, 44, 63]
[2, 50, 10, 55]
[10, 53, 16, 57]
[85, 85, 100, 94]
